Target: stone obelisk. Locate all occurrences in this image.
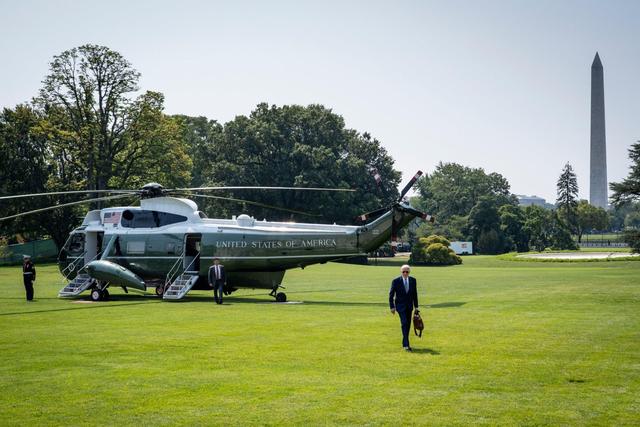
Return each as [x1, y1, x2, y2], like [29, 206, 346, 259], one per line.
[590, 52, 608, 208]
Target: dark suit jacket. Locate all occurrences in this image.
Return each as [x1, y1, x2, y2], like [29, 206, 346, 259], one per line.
[208, 265, 226, 284]
[389, 276, 418, 311]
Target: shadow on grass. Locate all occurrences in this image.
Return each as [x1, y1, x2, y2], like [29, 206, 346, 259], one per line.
[192, 298, 467, 309]
[411, 348, 440, 355]
[427, 302, 466, 308]
[0, 297, 159, 317]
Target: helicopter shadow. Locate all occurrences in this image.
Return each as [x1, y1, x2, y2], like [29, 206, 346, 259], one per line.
[207, 298, 467, 309]
[0, 299, 159, 317]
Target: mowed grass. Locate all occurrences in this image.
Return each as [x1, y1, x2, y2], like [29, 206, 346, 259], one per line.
[1, 257, 639, 425]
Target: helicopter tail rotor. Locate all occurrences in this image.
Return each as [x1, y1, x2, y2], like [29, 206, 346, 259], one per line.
[355, 170, 434, 252]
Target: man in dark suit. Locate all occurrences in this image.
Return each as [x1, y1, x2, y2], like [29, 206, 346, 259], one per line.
[22, 254, 36, 301]
[389, 264, 419, 351]
[208, 258, 226, 304]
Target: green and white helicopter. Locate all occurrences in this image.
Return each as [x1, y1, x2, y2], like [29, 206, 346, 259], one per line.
[1, 172, 433, 302]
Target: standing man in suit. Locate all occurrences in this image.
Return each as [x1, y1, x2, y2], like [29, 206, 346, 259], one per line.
[389, 264, 419, 351]
[208, 258, 226, 304]
[22, 254, 36, 301]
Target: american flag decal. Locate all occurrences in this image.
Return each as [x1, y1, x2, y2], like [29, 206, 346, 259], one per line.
[103, 211, 121, 224]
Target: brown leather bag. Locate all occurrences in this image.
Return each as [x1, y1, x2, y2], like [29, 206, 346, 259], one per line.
[413, 310, 424, 337]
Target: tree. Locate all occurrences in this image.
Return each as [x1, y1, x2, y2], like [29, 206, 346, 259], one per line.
[499, 204, 529, 252]
[173, 115, 224, 187]
[609, 202, 637, 231]
[576, 200, 609, 242]
[202, 103, 400, 223]
[35, 44, 168, 195]
[416, 162, 515, 222]
[0, 105, 51, 242]
[467, 197, 505, 254]
[556, 162, 579, 233]
[611, 141, 640, 205]
[414, 214, 467, 242]
[610, 141, 640, 253]
[523, 205, 552, 252]
[550, 211, 578, 250]
[110, 93, 191, 189]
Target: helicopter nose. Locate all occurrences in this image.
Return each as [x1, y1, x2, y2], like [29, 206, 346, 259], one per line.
[84, 262, 96, 275]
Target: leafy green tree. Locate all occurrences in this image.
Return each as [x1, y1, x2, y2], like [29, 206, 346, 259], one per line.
[110, 93, 191, 189]
[467, 197, 505, 254]
[0, 105, 49, 239]
[173, 115, 224, 187]
[611, 141, 640, 206]
[610, 141, 640, 252]
[523, 205, 552, 252]
[624, 210, 640, 228]
[576, 200, 609, 242]
[0, 105, 83, 249]
[415, 214, 467, 242]
[203, 103, 400, 223]
[608, 202, 637, 231]
[499, 204, 529, 252]
[623, 230, 640, 253]
[416, 162, 515, 222]
[34, 44, 178, 196]
[550, 211, 578, 250]
[556, 162, 579, 233]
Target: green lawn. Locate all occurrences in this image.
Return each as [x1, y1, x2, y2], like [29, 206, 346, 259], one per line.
[1, 257, 639, 425]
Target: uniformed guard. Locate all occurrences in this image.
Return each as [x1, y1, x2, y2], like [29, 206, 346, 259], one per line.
[22, 254, 36, 301]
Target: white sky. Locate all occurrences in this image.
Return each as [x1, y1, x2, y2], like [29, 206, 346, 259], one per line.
[1, 0, 638, 202]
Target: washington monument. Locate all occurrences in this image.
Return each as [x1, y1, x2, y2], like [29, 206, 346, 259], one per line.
[590, 52, 608, 209]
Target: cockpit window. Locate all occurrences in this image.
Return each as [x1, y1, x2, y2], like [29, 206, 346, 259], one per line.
[68, 234, 85, 254]
[120, 210, 187, 228]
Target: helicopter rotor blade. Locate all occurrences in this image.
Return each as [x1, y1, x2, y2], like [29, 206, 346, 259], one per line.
[183, 194, 322, 218]
[397, 170, 423, 201]
[400, 205, 436, 223]
[0, 194, 136, 222]
[355, 207, 388, 222]
[0, 189, 137, 201]
[170, 186, 355, 193]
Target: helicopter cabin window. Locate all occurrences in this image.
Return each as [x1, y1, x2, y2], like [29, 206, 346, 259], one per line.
[120, 210, 187, 228]
[126, 241, 146, 255]
[68, 234, 85, 254]
[166, 243, 176, 255]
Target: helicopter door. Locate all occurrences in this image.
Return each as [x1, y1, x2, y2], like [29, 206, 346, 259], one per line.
[184, 234, 201, 273]
[84, 231, 104, 264]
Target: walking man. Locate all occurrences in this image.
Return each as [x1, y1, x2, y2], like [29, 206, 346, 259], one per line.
[22, 255, 36, 301]
[389, 264, 419, 351]
[208, 258, 226, 304]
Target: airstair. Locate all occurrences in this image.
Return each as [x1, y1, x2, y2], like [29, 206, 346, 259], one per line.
[58, 273, 95, 297]
[162, 250, 200, 300]
[163, 271, 199, 300]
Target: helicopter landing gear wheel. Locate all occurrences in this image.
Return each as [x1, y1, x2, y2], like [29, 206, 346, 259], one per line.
[155, 285, 164, 297]
[90, 289, 102, 302]
[275, 292, 287, 303]
[102, 289, 110, 300]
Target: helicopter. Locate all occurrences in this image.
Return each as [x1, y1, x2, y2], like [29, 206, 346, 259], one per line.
[0, 172, 433, 302]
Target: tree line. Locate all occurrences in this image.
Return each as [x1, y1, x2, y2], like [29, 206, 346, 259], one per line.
[0, 45, 400, 249]
[1, 44, 639, 253]
[407, 160, 638, 254]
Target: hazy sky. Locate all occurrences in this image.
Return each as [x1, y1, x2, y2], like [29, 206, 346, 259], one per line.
[1, 0, 638, 202]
